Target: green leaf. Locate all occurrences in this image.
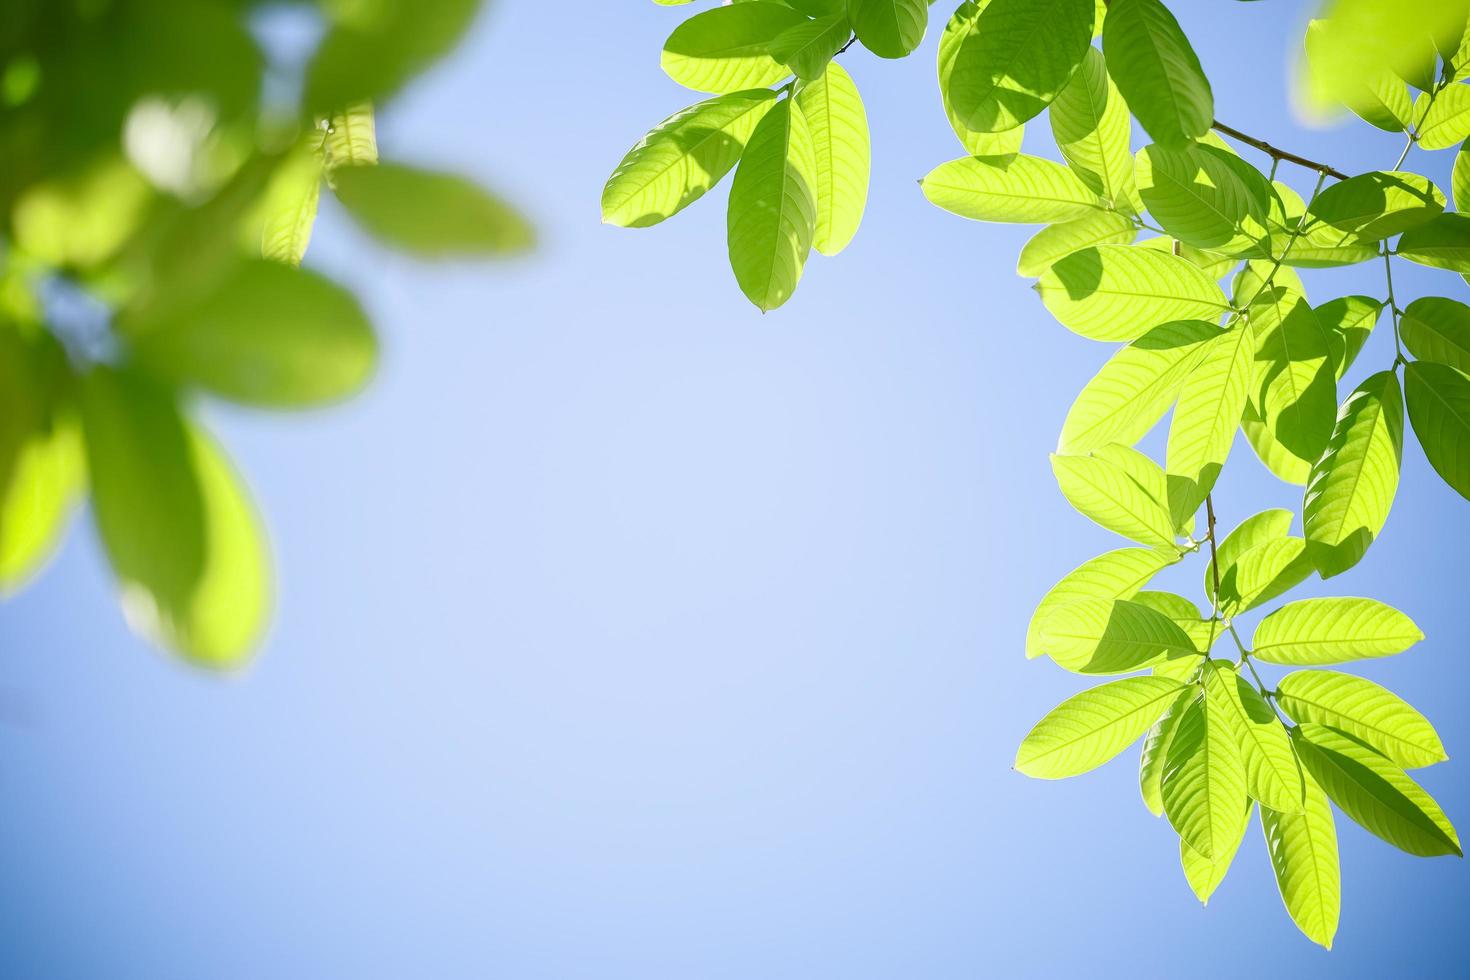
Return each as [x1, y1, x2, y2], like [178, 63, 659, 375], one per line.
[1252, 597, 1424, 666]
[1101, 0, 1213, 148]
[1206, 661, 1303, 812]
[1211, 537, 1312, 617]
[847, 0, 927, 59]
[1215, 508, 1293, 568]
[1058, 319, 1217, 455]
[1050, 46, 1140, 213]
[920, 154, 1100, 224]
[1162, 688, 1249, 860]
[1026, 547, 1179, 660]
[1303, 371, 1404, 578]
[1135, 143, 1272, 256]
[1247, 278, 1337, 471]
[1035, 245, 1231, 342]
[1136, 235, 1237, 280]
[1316, 295, 1383, 380]
[1305, 18, 1413, 133]
[1295, 723, 1461, 857]
[1401, 297, 1470, 375]
[1050, 450, 1177, 547]
[1277, 671, 1447, 769]
[1133, 591, 1216, 656]
[602, 90, 777, 228]
[131, 260, 377, 408]
[324, 103, 378, 170]
[661, 3, 808, 93]
[79, 368, 270, 667]
[937, 3, 1026, 155]
[769, 13, 850, 80]
[1398, 213, 1470, 273]
[940, 0, 1094, 135]
[1405, 359, 1470, 501]
[795, 63, 869, 256]
[305, 0, 478, 112]
[1242, 400, 1312, 485]
[1039, 597, 1199, 674]
[1181, 798, 1252, 904]
[1415, 84, 1470, 150]
[1141, 687, 1195, 815]
[1166, 321, 1253, 518]
[334, 163, 533, 256]
[1016, 210, 1136, 277]
[1455, 138, 1470, 209]
[1016, 675, 1186, 778]
[1260, 770, 1341, 949]
[727, 98, 818, 312]
[254, 135, 323, 266]
[1307, 171, 1445, 241]
[0, 332, 82, 593]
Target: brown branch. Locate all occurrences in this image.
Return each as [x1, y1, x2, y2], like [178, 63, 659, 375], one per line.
[1205, 493, 1222, 602]
[1211, 120, 1351, 181]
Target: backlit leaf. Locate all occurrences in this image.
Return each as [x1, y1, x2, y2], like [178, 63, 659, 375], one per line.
[1016, 675, 1186, 778]
[1207, 661, 1303, 812]
[1397, 213, 1470, 273]
[1401, 297, 1470, 375]
[1016, 210, 1136, 277]
[1277, 671, 1447, 769]
[1166, 321, 1253, 519]
[1040, 597, 1199, 674]
[1102, 0, 1213, 148]
[1307, 171, 1444, 241]
[1252, 597, 1423, 666]
[795, 63, 870, 256]
[1162, 688, 1249, 860]
[1026, 547, 1179, 660]
[1035, 245, 1231, 342]
[1405, 359, 1470, 501]
[661, 3, 808, 93]
[1135, 143, 1272, 256]
[848, 0, 928, 59]
[726, 98, 818, 311]
[334, 163, 534, 256]
[1050, 47, 1139, 212]
[1051, 450, 1178, 547]
[1260, 770, 1340, 949]
[920, 154, 1100, 224]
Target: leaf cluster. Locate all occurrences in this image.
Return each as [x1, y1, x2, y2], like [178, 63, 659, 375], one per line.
[1, 0, 531, 666]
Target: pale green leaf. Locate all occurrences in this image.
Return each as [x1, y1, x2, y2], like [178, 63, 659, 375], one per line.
[1101, 0, 1213, 148]
[1405, 359, 1470, 501]
[1303, 17, 1412, 133]
[1058, 319, 1217, 455]
[1247, 278, 1337, 471]
[602, 90, 777, 228]
[1166, 321, 1252, 519]
[1306, 171, 1444, 241]
[1242, 399, 1312, 485]
[1016, 675, 1186, 778]
[795, 63, 869, 256]
[79, 368, 270, 667]
[1162, 689, 1249, 860]
[305, 0, 478, 113]
[1035, 244, 1231, 342]
[1039, 597, 1199, 674]
[727, 98, 818, 312]
[1181, 798, 1252, 904]
[324, 103, 377, 170]
[1397, 212, 1470, 273]
[1295, 723, 1461, 857]
[1454, 138, 1470, 209]
[1207, 661, 1303, 812]
[920, 154, 1100, 224]
[1252, 597, 1424, 666]
[1260, 770, 1341, 949]
[1212, 537, 1312, 617]
[1141, 687, 1194, 816]
[1133, 591, 1216, 656]
[334, 163, 534, 256]
[1277, 671, 1447, 769]
[1415, 84, 1470, 150]
[661, 3, 808, 93]
[1050, 47, 1138, 213]
[1316, 295, 1383, 380]
[1136, 235, 1237, 280]
[1051, 450, 1178, 547]
[937, 2, 1026, 155]
[1401, 296, 1470, 375]
[1026, 547, 1178, 660]
[1304, 371, 1403, 578]
[1016, 210, 1135, 277]
[255, 135, 323, 266]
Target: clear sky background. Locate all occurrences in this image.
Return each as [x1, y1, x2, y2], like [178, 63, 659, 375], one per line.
[3, 2, 1469, 977]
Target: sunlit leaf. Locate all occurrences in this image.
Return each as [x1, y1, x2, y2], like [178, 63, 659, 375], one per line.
[1141, 687, 1195, 815]
[1277, 670, 1447, 769]
[1051, 449, 1178, 547]
[1304, 371, 1403, 578]
[1295, 723, 1461, 857]
[1415, 84, 1470, 150]
[727, 98, 818, 311]
[660, 2, 808, 93]
[334, 162, 534, 256]
[1039, 597, 1199, 674]
[1260, 770, 1340, 949]
[1401, 297, 1470, 375]
[1051, 47, 1140, 213]
[1035, 245, 1231, 342]
[795, 63, 870, 256]
[1162, 686, 1248, 860]
[1026, 547, 1179, 660]
[1166, 321, 1253, 520]
[1016, 675, 1186, 778]
[1207, 661, 1303, 812]
[1181, 797, 1252, 904]
[920, 154, 1101, 224]
[602, 90, 777, 228]
[1102, 0, 1213, 148]
[769, 13, 851, 81]
[848, 0, 928, 59]
[1316, 295, 1383, 380]
[1252, 597, 1423, 666]
[1016, 210, 1135, 277]
[1135, 143, 1272, 256]
[1397, 212, 1470, 273]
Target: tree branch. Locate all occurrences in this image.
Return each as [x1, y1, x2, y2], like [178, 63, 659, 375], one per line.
[1210, 119, 1351, 181]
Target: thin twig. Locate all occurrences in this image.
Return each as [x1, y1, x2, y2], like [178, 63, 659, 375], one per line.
[1205, 493, 1222, 603]
[1211, 119, 1351, 181]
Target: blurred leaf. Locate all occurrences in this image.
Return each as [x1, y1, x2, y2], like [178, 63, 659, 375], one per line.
[325, 104, 379, 171]
[79, 368, 270, 667]
[133, 260, 376, 408]
[334, 162, 534, 257]
[306, 0, 481, 112]
[11, 156, 152, 270]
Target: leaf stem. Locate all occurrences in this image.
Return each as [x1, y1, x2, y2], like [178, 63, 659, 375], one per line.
[1205, 492, 1222, 607]
[1210, 119, 1350, 181]
[1382, 246, 1408, 365]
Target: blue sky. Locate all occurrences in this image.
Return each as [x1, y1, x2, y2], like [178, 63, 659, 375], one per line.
[3, 2, 1469, 977]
